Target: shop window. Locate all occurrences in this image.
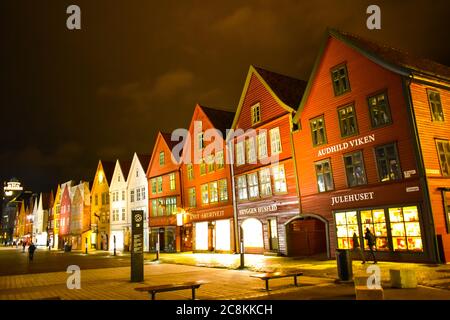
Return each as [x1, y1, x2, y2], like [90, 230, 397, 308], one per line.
[159, 151, 165, 166]
[360, 209, 389, 251]
[201, 184, 209, 205]
[257, 131, 268, 159]
[335, 211, 359, 249]
[259, 168, 272, 197]
[216, 151, 224, 170]
[344, 151, 367, 187]
[375, 143, 402, 182]
[219, 179, 228, 202]
[165, 197, 177, 215]
[151, 179, 157, 194]
[236, 141, 245, 166]
[207, 155, 215, 173]
[270, 127, 282, 155]
[314, 159, 334, 192]
[200, 159, 206, 175]
[215, 219, 231, 251]
[246, 137, 257, 164]
[272, 165, 287, 194]
[338, 104, 358, 137]
[436, 139, 450, 176]
[389, 206, 423, 252]
[187, 164, 194, 180]
[251, 103, 261, 125]
[188, 187, 196, 207]
[157, 176, 163, 193]
[237, 176, 248, 200]
[443, 191, 450, 234]
[169, 173, 176, 190]
[310, 116, 327, 147]
[247, 173, 259, 199]
[428, 90, 444, 122]
[368, 92, 392, 127]
[331, 63, 351, 96]
[209, 182, 218, 203]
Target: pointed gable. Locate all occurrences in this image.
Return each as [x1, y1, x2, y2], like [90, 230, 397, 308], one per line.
[231, 65, 307, 131]
[148, 132, 181, 178]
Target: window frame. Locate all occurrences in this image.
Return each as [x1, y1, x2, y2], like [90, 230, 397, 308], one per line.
[367, 91, 392, 128]
[259, 167, 272, 197]
[251, 103, 261, 125]
[187, 163, 194, 180]
[374, 143, 402, 182]
[169, 173, 176, 191]
[337, 103, 359, 138]
[247, 172, 260, 199]
[201, 184, 209, 205]
[269, 127, 282, 155]
[427, 89, 445, 122]
[314, 158, 334, 193]
[219, 179, 228, 202]
[237, 175, 248, 201]
[343, 150, 367, 187]
[310, 115, 327, 147]
[246, 136, 257, 164]
[159, 151, 165, 166]
[435, 139, 450, 177]
[257, 131, 268, 160]
[236, 141, 245, 166]
[188, 187, 196, 208]
[272, 164, 287, 195]
[331, 63, 351, 96]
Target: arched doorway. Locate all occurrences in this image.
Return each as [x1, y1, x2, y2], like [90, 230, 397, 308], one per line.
[286, 215, 328, 257]
[241, 218, 264, 254]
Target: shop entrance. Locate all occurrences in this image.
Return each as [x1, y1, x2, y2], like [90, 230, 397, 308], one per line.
[241, 218, 264, 254]
[287, 216, 327, 257]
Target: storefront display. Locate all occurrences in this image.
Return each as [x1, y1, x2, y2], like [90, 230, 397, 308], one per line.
[334, 205, 423, 253]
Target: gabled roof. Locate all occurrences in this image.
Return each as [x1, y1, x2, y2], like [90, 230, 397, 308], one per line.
[230, 65, 307, 131]
[199, 105, 235, 137]
[294, 28, 450, 123]
[100, 160, 116, 185]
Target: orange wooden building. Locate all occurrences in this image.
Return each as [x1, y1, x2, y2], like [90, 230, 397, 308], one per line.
[147, 132, 187, 252]
[180, 104, 235, 253]
[229, 66, 307, 255]
[292, 29, 450, 263]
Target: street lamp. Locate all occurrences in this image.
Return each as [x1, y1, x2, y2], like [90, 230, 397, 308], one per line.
[113, 235, 116, 256]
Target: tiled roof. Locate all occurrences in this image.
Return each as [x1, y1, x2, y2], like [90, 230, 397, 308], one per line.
[253, 66, 308, 108]
[330, 28, 450, 81]
[199, 105, 235, 137]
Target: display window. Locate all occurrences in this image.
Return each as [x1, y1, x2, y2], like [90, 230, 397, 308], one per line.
[335, 205, 423, 253]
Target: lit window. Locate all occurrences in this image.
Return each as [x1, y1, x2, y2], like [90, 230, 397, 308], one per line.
[443, 191, 450, 234]
[428, 90, 444, 121]
[259, 168, 272, 197]
[169, 173, 176, 190]
[272, 165, 287, 194]
[159, 151, 165, 166]
[219, 179, 228, 202]
[151, 179, 157, 194]
[331, 64, 350, 96]
[188, 187, 196, 207]
[247, 173, 259, 199]
[335, 211, 359, 249]
[157, 176, 163, 193]
[207, 155, 215, 173]
[315, 159, 334, 192]
[165, 197, 177, 215]
[251, 103, 261, 125]
[389, 206, 423, 252]
[375, 143, 401, 182]
[237, 176, 248, 200]
[187, 164, 194, 180]
[236, 141, 245, 166]
[270, 128, 282, 155]
[338, 104, 358, 137]
[216, 151, 224, 170]
[151, 200, 158, 217]
[344, 151, 367, 187]
[200, 159, 206, 175]
[246, 137, 257, 164]
[310, 116, 327, 147]
[209, 182, 218, 203]
[257, 131, 268, 159]
[360, 209, 389, 251]
[368, 92, 392, 127]
[201, 184, 209, 205]
[436, 139, 450, 176]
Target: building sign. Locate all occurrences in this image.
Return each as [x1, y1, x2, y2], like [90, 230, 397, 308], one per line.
[131, 210, 144, 282]
[406, 186, 420, 192]
[317, 134, 375, 157]
[191, 210, 225, 221]
[238, 204, 278, 216]
[4, 181, 23, 192]
[403, 170, 416, 178]
[426, 169, 441, 175]
[331, 192, 375, 206]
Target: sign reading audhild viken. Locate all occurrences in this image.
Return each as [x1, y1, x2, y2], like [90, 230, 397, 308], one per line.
[318, 134, 375, 157]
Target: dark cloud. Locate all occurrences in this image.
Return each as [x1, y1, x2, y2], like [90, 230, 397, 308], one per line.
[1, 0, 449, 192]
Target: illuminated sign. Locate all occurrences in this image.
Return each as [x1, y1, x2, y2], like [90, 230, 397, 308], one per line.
[317, 134, 375, 157]
[4, 181, 23, 192]
[238, 204, 277, 216]
[331, 191, 375, 206]
[191, 210, 225, 221]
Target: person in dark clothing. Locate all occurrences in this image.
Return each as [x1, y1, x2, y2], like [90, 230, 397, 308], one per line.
[364, 228, 377, 263]
[28, 242, 37, 261]
[352, 232, 366, 264]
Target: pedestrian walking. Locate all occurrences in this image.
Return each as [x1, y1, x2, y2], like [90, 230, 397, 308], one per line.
[352, 232, 366, 264]
[364, 228, 377, 263]
[28, 242, 37, 262]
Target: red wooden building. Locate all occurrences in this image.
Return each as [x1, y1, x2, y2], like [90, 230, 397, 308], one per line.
[292, 29, 450, 263]
[59, 181, 74, 245]
[147, 132, 187, 252]
[230, 66, 307, 255]
[181, 104, 235, 253]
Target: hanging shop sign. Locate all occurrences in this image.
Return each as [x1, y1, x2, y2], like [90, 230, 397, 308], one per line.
[317, 134, 375, 157]
[238, 204, 278, 216]
[4, 181, 23, 192]
[331, 191, 375, 206]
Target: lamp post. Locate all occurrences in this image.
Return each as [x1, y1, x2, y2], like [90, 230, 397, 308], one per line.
[113, 235, 116, 256]
[239, 226, 245, 269]
[85, 237, 88, 254]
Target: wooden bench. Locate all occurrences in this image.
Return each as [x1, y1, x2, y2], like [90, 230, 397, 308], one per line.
[135, 280, 208, 300]
[250, 271, 303, 291]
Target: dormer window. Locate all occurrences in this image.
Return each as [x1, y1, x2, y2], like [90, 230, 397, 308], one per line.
[251, 103, 261, 125]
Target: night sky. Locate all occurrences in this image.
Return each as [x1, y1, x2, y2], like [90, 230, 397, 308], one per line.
[1, 0, 450, 193]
